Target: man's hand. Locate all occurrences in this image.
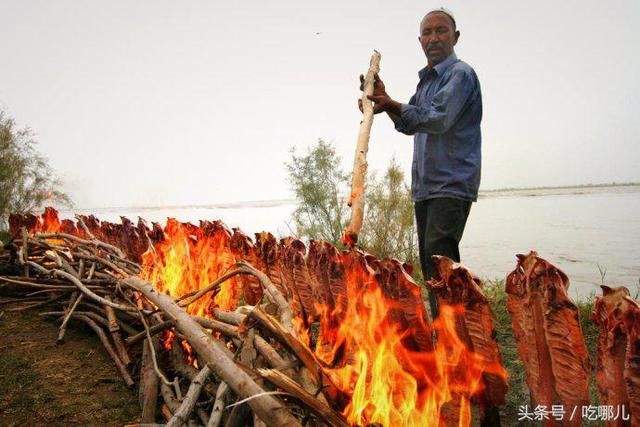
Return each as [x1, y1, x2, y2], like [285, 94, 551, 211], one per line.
[358, 73, 402, 116]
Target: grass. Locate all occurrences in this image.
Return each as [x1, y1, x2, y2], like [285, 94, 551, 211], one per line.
[0, 311, 140, 425]
[0, 351, 55, 413]
[483, 280, 529, 423]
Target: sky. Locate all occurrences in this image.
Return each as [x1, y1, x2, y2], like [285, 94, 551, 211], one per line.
[1, 0, 639, 208]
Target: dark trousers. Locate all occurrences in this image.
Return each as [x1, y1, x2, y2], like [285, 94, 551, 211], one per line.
[415, 197, 472, 319]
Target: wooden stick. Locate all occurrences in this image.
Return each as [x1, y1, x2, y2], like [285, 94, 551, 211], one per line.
[177, 268, 247, 307]
[36, 232, 125, 258]
[74, 214, 95, 238]
[212, 307, 245, 326]
[345, 50, 382, 244]
[52, 269, 140, 313]
[105, 303, 131, 365]
[77, 304, 139, 335]
[193, 316, 240, 339]
[249, 307, 342, 403]
[78, 258, 85, 279]
[58, 292, 83, 343]
[21, 227, 29, 277]
[73, 252, 130, 276]
[208, 382, 229, 427]
[166, 365, 211, 427]
[4, 293, 67, 311]
[43, 310, 134, 337]
[160, 403, 173, 422]
[236, 262, 292, 331]
[259, 368, 348, 427]
[0, 276, 115, 286]
[73, 314, 134, 388]
[123, 276, 301, 427]
[161, 383, 181, 415]
[0, 296, 50, 305]
[126, 320, 174, 346]
[140, 338, 160, 423]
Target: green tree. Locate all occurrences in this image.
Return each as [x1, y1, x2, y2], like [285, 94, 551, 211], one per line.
[285, 139, 349, 244]
[361, 158, 418, 266]
[0, 111, 71, 230]
[286, 139, 418, 266]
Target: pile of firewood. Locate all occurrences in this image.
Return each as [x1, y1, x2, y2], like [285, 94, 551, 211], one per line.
[1, 208, 639, 426]
[0, 229, 347, 426]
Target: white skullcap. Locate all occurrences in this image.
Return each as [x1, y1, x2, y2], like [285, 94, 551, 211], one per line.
[426, 7, 456, 27]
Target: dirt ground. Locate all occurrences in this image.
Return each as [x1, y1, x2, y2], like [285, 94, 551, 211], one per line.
[0, 310, 141, 426]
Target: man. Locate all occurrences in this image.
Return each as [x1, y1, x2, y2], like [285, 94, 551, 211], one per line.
[360, 8, 481, 318]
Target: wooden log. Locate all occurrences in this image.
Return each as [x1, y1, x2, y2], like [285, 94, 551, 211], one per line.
[0, 276, 116, 287]
[72, 251, 135, 276]
[21, 227, 29, 277]
[193, 316, 240, 340]
[167, 365, 211, 427]
[124, 276, 302, 427]
[161, 383, 181, 414]
[35, 232, 125, 258]
[51, 269, 140, 313]
[345, 50, 381, 244]
[57, 292, 82, 343]
[126, 320, 174, 346]
[105, 303, 131, 365]
[254, 336, 289, 371]
[259, 368, 348, 427]
[73, 314, 134, 388]
[3, 293, 67, 311]
[0, 296, 51, 305]
[249, 307, 341, 403]
[208, 382, 229, 427]
[160, 403, 174, 422]
[212, 307, 245, 325]
[78, 301, 139, 335]
[177, 267, 248, 307]
[78, 258, 86, 279]
[236, 262, 293, 331]
[140, 338, 160, 423]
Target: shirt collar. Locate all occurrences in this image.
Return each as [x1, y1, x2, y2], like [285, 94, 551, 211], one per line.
[418, 53, 458, 79]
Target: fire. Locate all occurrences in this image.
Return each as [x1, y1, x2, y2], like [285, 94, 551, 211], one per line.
[312, 261, 507, 426]
[140, 218, 240, 316]
[23, 208, 508, 426]
[37, 207, 62, 233]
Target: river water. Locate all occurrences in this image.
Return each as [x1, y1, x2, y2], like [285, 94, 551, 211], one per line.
[59, 184, 640, 300]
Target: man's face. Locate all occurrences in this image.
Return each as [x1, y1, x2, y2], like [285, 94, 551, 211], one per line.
[419, 12, 459, 67]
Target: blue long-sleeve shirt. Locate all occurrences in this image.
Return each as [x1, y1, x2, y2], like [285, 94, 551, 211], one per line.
[393, 54, 482, 202]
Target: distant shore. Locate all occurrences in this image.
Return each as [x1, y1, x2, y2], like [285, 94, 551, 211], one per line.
[481, 181, 640, 193]
[64, 182, 640, 212]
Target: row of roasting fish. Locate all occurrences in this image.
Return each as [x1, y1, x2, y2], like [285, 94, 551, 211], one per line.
[8, 208, 640, 425]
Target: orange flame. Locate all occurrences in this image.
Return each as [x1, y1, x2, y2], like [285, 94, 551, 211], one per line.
[140, 219, 240, 316]
[311, 262, 507, 426]
[37, 207, 62, 233]
[27, 209, 508, 426]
